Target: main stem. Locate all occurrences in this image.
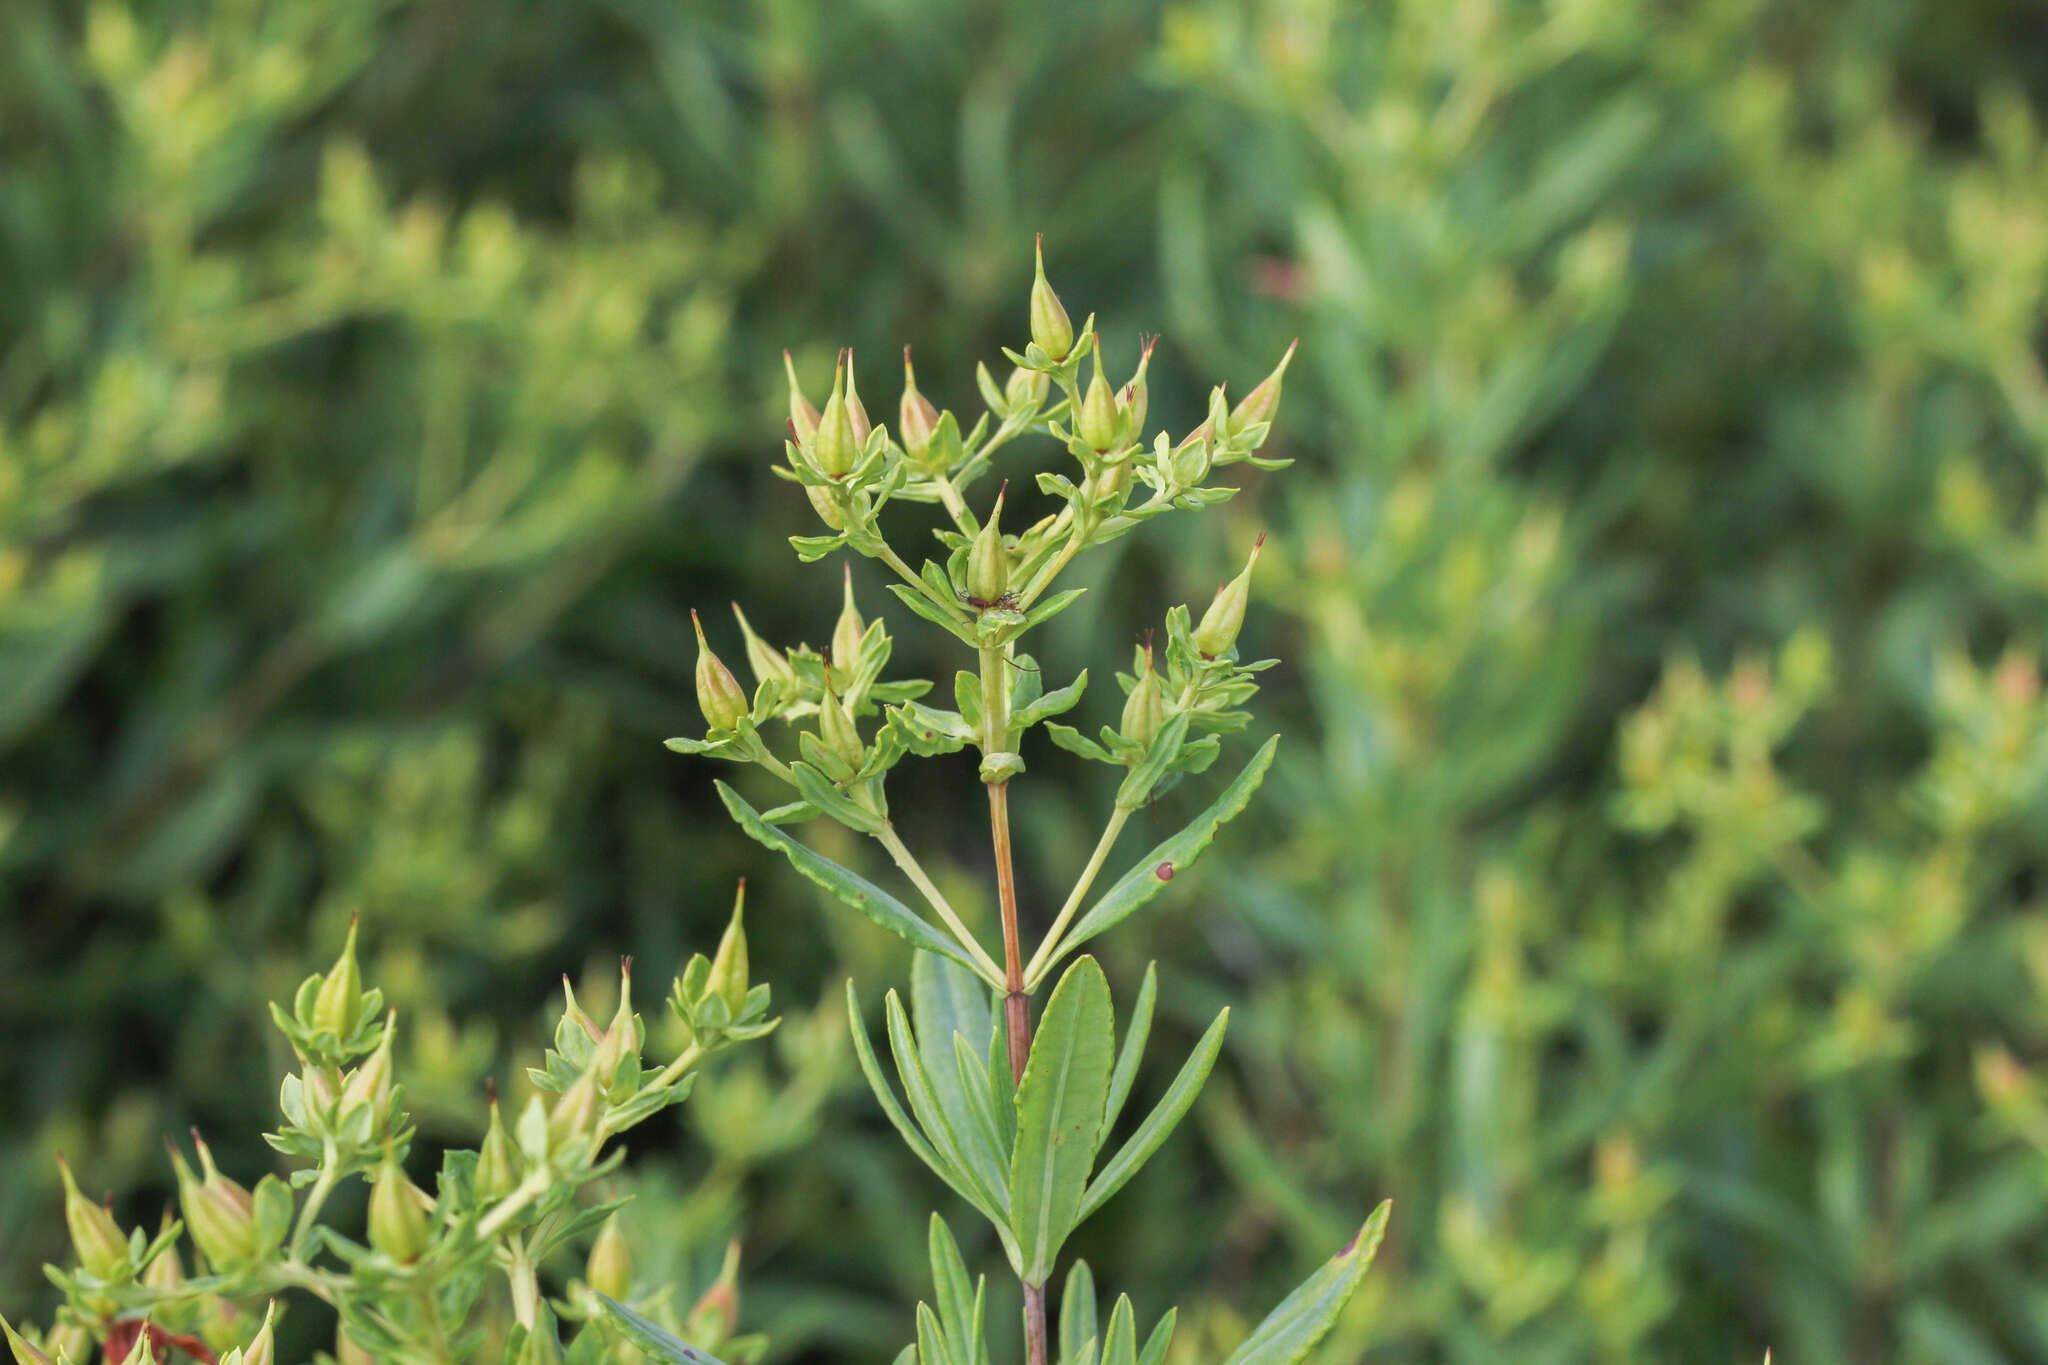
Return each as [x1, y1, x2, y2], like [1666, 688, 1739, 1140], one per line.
[987, 779, 1047, 1365]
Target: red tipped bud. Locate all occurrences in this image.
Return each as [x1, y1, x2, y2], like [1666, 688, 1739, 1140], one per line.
[1227, 339, 1296, 447]
[813, 353, 859, 478]
[967, 488, 1011, 605]
[1078, 350, 1120, 451]
[173, 1134, 258, 1271]
[311, 915, 364, 1039]
[685, 1241, 743, 1347]
[57, 1156, 129, 1281]
[475, 1093, 522, 1203]
[1121, 646, 1166, 748]
[707, 883, 750, 1015]
[831, 565, 866, 675]
[899, 348, 942, 464]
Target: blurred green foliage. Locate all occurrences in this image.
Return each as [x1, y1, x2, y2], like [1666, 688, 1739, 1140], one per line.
[6, 0, 2048, 1361]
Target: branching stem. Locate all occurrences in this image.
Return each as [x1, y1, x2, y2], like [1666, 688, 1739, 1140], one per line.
[1023, 805, 1130, 989]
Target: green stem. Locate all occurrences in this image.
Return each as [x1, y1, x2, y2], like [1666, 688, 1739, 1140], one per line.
[653, 1040, 708, 1091]
[875, 825, 1006, 987]
[289, 1144, 341, 1260]
[1022, 806, 1131, 989]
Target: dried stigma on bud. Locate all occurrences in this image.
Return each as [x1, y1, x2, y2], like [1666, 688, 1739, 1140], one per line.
[967, 486, 1012, 606]
[1030, 235, 1074, 362]
[832, 564, 865, 675]
[586, 1212, 635, 1301]
[693, 610, 750, 733]
[813, 351, 859, 479]
[731, 602, 796, 691]
[1118, 334, 1157, 436]
[1121, 645, 1166, 748]
[899, 348, 941, 466]
[311, 914, 363, 1039]
[1193, 534, 1267, 659]
[783, 351, 820, 446]
[57, 1155, 128, 1281]
[367, 1147, 431, 1264]
[707, 881, 751, 1014]
[1227, 339, 1296, 446]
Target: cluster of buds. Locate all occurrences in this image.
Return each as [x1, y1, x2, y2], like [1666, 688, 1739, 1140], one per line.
[269, 920, 411, 1172]
[668, 884, 776, 1050]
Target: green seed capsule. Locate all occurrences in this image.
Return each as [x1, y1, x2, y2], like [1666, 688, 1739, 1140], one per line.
[693, 611, 750, 733]
[546, 1070, 604, 1154]
[783, 351, 820, 446]
[475, 1095, 521, 1203]
[707, 883, 750, 1015]
[1029, 235, 1073, 362]
[338, 1013, 396, 1131]
[730, 602, 796, 691]
[586, 1213, 635, 1301]
[831, 566, 865, 676]
[1121, 649, 1166, 748]
[173, 1135, 257, 1271]
[813, 353, 859, 479]
[1079, 368, 1120, 452]
[57, 1156, 129, 1282]
[367, 1150, 431, 1264]
[1227, 339, 1297, 445]
[1, 1314, 56, 1365]
[311, 915, 363, 1040]
[967, 491, 1010, 605]
[1193, 535, 1266, 658]
[898, 348, 941, 466]
[590, 961, 638, 1087]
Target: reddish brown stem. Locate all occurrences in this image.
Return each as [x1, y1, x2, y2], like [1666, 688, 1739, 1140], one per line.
[987, 780, 1047, 1365]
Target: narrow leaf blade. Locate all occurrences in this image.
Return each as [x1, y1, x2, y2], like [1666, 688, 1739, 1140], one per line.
[1009, 958, 1117, 1283]
[1218, 1203, 1392, 1365]
[1078, 1009, 1229, 1223]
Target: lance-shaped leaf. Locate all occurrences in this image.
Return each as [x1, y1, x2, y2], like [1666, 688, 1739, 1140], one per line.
[1104, 964, 1158, 1134]
[1014, 671, 1089, 731]
[1115, 713, 1190, 810]
[596, 1295, 730, 1365]
[1045, 737, 1278, 970]
[1060, 1260, 1098, 1365]
[1100, 1295, 1139, 1365]
[1137, 1309, 1177, 1365]
[1077, 1007, 1228, 1223]
[1009, 957, 1116, 1284]
[788, 761, 890, 835]
[929, 1215, 983, 1364]
[888, 991, 1009, 1210]
[719, 782, 996, 984]
[1218, 1202, 1392, 1365]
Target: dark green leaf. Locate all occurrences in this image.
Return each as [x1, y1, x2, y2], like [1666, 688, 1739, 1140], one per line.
[1009, 957, 1116, 1283]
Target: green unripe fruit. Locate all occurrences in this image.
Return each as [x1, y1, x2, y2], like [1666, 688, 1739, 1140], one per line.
[783, 350, 820, 446]
[818, 685, 864, 770]
[898, 349, 941, 466]
[311, 915, 363, 1039]
[1079, 355, 1120, 451]
[1121, 651, 1166, 748]
[831, 566, 865, 675]
[586, 1213, 635, 1301]
[813, 353, 859, 479]
[1193, 535, 1266, 658]
[476, 1096, 522, 1203]
[1029, 235, 1073, 361]
[693, 611, 750, 733]
[967, 492, 1010, 605]
[367, 1151, 431, 1264]
[57, 1156, 129, 1282]
[707, 883, 750, 1015]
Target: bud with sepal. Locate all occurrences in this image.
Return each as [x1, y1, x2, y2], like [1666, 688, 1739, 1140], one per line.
[173, 1133, 258, 1271]
[367, 1147, 431, 1264]
[56, 1156, 130, 1282]
[693, 610, 750, 733]
[1193, 535, 1266, 659]
[1029, 235, 1074, 362]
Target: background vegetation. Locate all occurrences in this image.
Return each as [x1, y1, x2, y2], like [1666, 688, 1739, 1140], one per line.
[7, 0, 2048, 1361]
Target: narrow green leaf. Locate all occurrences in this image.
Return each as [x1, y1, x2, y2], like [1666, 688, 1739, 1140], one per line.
[914, 950, 996, 1121]
[719, 782, 991, 981]
[1060, 1261, 1098, 1365]
[1104, 963, 1157, 1133]
[1052, 737, 1279, 963]
[929, 1216, 977, 1358]
[1136, 1309, 1177, 1365]
[1217, 1202, 1391, 1365]
[1009, 957, 1116, 1283]
[888, 582, 976, 642]
[888, 991, 1009, 1210]
[596, 1296, 729, 1365]
[1045, 723, 1119, 766]
[1100, 1296, 1138, 1365]
[788, 761, 890, 835]
[893, 1347, 919, 1365]
[954, 1032, 1012, 1180]
[918, 1303, 955, 1365]
[1078, 1008, 1229, 1223]
[1024, 587, 1087, 630]
[1114, 714, 1189, 810]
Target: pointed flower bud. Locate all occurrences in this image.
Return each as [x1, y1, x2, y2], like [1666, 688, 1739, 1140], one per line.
[966, 489, 1011, 605]
[586, 1213, 635, 1301]
[1227, 339, 1296, 446]
[591, 961, 639, 1087]
[1121, 646, 1166, 748]
[561, 976, 601, 1043]
[57, 1156, 129, 1281]
[367, 1148, 431, 1264]
[707, 883, 750, 1016]
[242, 1301, 278, 1365]
[817, 683, 864, 771]
[831, 565, 865, 676]
[813, 352, 859, 479]
[1029, 235, 1074, 362]
[686, 1240, 743, 1346]
[731, 603, 795, 691]
[843, 350, 872, 447]
[143, 1214, 184, 1292]
[898, 348, 941, 465]
[174, 1132, 258, 1271]
[1078, 346, 1120, 451]
[339, 1011, 396, 1130]
[693, 610, 750, 733]
[1193, 535, 1266, 658]
[546, 1070, 604, 1155]
[1117, 335, 1156, 437]
[783, 351, 820, 447]
[475, 1092, 522, 1204]
[1, 1315, 55, 1365]
[311, 915, 364, 1040]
